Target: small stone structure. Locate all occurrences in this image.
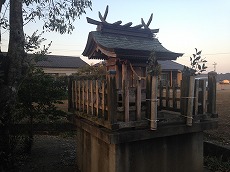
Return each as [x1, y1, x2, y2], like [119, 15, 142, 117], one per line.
[69, 6, 218, 172]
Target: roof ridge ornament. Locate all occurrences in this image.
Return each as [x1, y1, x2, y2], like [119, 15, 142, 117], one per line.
[86, 5, 159, 35]
[98, 5, 109, 23]
[141, 13, 153, 29]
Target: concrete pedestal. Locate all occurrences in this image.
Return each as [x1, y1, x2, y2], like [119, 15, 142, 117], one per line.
[75, 118, 217, 172]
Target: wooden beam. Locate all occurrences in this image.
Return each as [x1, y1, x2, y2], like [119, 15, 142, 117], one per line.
[96, 80, 99, 117]
[78, 81, 81, 111]
[136, 79, 141, 120]
[86, 80, 89, 114]
[67, 77, 73, 111]
[101, 80, 105, 118]
[172, 84, 177, 109]
[107, 71, 117, 124]
[122, 63, 129, 122]
[82, 81, 85, 112]
[90, 80, 94, 115]
[187, 76, 195, 126]
[207, 72, 217, 117]
[113, 21, 122, 25]
[86, 17, 101, 25]
[74, 80, 77, 110]
[123, 22, 132, 27]
[194, 80, 199, 117]
[150, 76, 158, 130]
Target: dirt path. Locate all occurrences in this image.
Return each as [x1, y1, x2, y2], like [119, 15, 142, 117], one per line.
[17, 135, 79, 172]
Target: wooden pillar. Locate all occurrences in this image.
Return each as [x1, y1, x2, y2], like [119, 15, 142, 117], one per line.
[170, 71, 173, 87]
[172, 84, 177, 110]
[194, 80, 199, 117]
[187, 76, 195, 126]
[73, 80, 77, 110]
[150, 76, 158, 130]
[68, 76, 73, 111]
[101, 80, 105, 118]
[136, 79, 141, 120]
[198, 80, 207, 114]
[122, 62, 129, 122]
[146, 75, 151, 119]
[165, 82, 169, 108]
[107, 70, 117, 124]
[86, 80, 89, 114]
[180, 74, 190, 117]
[78, 81, 81, 111]
[82, 80, 85, 112]
[90, 80, 93, 115]
[96, 80, 99, 117]
[207, 71, 218, 117]
[159, 81, 163, 110]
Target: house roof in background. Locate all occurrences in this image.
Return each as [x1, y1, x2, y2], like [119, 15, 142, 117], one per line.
[35, 55, 88, 68]
[158, 60, 185, 72]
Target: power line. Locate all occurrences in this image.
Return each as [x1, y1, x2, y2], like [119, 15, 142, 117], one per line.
[181, 52, 230, 57]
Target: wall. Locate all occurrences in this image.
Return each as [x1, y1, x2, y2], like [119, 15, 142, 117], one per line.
[76, 120, 205, 172]
[41, 67, 78, 76]
[116, 132, 203, 172]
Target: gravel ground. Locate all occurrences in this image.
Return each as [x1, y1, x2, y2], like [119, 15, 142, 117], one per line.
[16, 135, 79, 172]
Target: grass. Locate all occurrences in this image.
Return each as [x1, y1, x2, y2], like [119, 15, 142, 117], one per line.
[204, 156, 230, 172]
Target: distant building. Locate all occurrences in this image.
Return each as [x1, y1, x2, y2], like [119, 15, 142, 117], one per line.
[35, 55, 89, 76]
[158, 60, 184, 86]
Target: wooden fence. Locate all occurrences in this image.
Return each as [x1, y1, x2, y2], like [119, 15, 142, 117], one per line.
[68, 71, 217, 130]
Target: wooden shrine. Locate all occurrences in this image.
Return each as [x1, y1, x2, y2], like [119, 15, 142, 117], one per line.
[69, 6, 218, 172]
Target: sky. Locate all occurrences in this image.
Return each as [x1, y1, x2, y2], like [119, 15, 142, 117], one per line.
[1, 0, 230, 73]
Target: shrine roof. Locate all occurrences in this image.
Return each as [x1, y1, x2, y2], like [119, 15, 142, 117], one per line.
[82, 6, 183, 61]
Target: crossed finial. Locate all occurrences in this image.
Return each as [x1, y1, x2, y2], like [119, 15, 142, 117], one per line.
[141, 13, 153, 29]
[97, 6, 153, 30]
[99, 5, 109, 23]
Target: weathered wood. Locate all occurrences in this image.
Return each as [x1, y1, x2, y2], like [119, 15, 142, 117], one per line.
[74, 81, 77, 109]
[150, 76, 158, 130]
[68, 77, 73, 111]
[136, 79, 141, 120]
[122, 63, 129, 122]
[194, 80, 199, 117]
[165, 82, 169, 108]
[71, 80, 75, 109]
[180, 74, 189, 116]
[69, 72, 216, 131]
[201, 80, 207, 114]
[172, 84, 177, 109]
[96, 80, 99, 117]
[82, 80, 85, 112]
[90, 80, 94, 115]
[78, 81, 81, 111]
[107, 71, 117, 124]
[207, 72, 217, 117]
[159, 81, 163, 110]
[101, 80, 105, 118]
[86, 80, 89, 114]
[146, 75, 151, 119]
[187, 76, 195, 126]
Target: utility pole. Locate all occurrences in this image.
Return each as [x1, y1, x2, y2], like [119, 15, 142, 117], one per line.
[213, 62, 217, 72]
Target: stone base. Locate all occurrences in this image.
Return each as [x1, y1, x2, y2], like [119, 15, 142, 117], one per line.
[75, 118, 217, 172]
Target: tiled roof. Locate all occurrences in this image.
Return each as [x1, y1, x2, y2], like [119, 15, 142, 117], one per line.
[83, 31, 183, 61]
[35, 55, 88, 68]
[158, 60, 185, 71]
[91, 31, 173, 53]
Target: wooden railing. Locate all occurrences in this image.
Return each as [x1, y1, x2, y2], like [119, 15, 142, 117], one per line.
[68, 71, 217, 130]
